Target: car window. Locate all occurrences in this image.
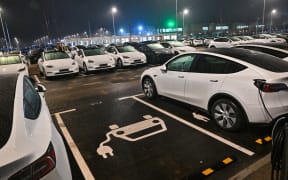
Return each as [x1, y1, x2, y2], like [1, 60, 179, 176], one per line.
[107, 47, 116, 53]
[83, 48, 105, 56]
[161, 43, 170, 48]
[44, 52, 70, 60]
[116, 46, 137, 53]
[214, 38, 228, 42]
[167, 55, 196, 72]
[23, 76, 41, 119]
[193, 55, 230, 74]
[0, 56, 21, 65]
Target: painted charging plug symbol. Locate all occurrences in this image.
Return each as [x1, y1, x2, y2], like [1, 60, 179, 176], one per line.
[96, 115, 167, 159]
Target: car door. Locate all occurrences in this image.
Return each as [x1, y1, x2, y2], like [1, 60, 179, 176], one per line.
[156, 54, 197, 101]
[184, 54, 230, 109]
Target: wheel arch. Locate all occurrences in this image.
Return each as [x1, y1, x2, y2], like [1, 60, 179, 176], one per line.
[141, 75, 158, 93]
[208, 93, 249, 124]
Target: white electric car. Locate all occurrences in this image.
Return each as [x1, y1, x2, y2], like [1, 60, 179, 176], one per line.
[106, 45, 146, 68]
[160, 41, 196, 55]
[208, 37, 242, 48]
[141, 48, 288, 131]
[0, 72, 72, 179]
[75, 47, 115, 74]
[0, 54, 28, 75]
[38, 51, 79, 78]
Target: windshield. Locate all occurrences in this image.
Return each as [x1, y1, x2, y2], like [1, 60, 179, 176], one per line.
[44, 52, 70, 60]
[0, 56, 21, 65]
[169, 41, 185, 47]
[147, 43, 165, 49]
[116, 46, 137, 53]
[243, 36, 254, 40]
[83, 49, 106, 56]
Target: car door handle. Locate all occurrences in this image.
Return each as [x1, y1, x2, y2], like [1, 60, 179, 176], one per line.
[178, 76, 184, 78]
[209, 80, 218, 82]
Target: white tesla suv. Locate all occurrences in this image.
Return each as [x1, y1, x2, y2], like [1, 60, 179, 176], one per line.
[0, 54, 28, 75]
[75, 47, 115, 74]
[0, 72, 72, 179]
[160, 41, 196, 55]
[208, 37, 242, 48]
[141, 48, 288, 131]
[38, 51, 79, 78]
[106, 45, 146, 68]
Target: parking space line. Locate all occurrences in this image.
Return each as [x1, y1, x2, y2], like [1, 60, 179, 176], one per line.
[132, 96, 255, 156]
[118, 93, 144, 101]
[54, 109, 95, 180]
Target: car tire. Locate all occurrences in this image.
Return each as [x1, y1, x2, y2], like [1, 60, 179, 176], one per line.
[210, 98, 246, 131]
[117, 59, 123, 69]
[83, 63, 89, 74]
[210, 46, 215, 48]
[142, 77, 157, 99]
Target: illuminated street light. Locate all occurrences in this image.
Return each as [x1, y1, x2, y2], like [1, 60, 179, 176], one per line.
[111, 7, 117, 36]
[182, 9, 189, 36]
[0, 8, 8, 50]
[14, 37, 19, 49]
[119, 28, 124, 34]
[138, 26, 143, 35]
[270, 9, 277, 33]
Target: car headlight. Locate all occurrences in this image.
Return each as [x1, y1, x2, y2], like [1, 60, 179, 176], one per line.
[46, 65, 53, 68]
[88, 60, 94, 63]
[123, 56, 130, 59]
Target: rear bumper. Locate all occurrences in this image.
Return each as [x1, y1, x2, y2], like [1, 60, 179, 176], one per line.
[87, 63, 116, 71]
[46, 67, 79, 77]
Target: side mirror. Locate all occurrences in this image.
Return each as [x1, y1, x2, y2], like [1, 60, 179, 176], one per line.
[160, 65, 167, 73]
[36, 84, 47, 93]
[39, 58, 44, 63]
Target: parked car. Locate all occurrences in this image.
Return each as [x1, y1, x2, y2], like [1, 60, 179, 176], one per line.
[160, 41, 196, 55]
[253, 34, 286, 43]
[141, 48, 288, 131]
[0, 54, 28, 75]
[38, 50, 79, 78]
[74, 47, 115, 73]
[236, 36, 268, 44]
[234, 44, 288, 61]
[0, 72, 72, 179]
[208, 37, 241, 48]
[135, 41, 175, 64]
[106, 45, 146, 68]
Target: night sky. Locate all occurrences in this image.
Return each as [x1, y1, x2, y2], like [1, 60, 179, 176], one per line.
[1, 0, 288, 44]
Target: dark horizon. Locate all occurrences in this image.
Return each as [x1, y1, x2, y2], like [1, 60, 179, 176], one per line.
[1, 0, 288, 45]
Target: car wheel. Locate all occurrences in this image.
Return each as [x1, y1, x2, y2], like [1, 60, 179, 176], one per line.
[210, 46, 215, 48]
[117, 59, 123, 68]
[83, 63, 89, 74]
[210, 99, 245, 131]
[142, 77, 157, 99]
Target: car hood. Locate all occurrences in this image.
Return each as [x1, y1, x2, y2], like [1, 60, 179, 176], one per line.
[86, 54, 114, 64]
[119, 52, 145, 58]
[0, 64, 26, 74]
[44, 58, 75, 68]
[152, 48, 174, 54]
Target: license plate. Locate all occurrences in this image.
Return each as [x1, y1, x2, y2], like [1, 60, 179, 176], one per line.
[100, 64, 107, 67]
[134, 60, 141, 62]
[59, 69, 69, 72]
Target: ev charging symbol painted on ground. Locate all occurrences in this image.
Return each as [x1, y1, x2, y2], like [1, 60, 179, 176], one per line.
[96, 115, 167, 159]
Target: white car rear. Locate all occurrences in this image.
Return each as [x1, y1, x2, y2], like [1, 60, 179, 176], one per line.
[38, 51, 79, 78]
[75, 48, 115, 74]
[0, 72, 72, 179]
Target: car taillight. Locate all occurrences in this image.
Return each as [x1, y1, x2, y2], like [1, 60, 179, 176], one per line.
[254, 79, 288, 92]
[9, 143, 56, 180]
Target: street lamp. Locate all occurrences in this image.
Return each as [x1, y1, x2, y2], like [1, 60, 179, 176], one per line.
[111, 7, 117, 36]
[175, 0, 178, 32]
[0, 8, 8, 50]
[182, 9, 189, 36]
[14, 37, 19, 49]
[270, 9, 277, 33]
[262, 0, 266, 33]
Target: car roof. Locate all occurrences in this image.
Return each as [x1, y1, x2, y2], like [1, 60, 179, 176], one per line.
[0, 73, 18, 149]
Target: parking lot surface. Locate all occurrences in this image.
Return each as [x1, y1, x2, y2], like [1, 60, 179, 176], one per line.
[41, 66, 273, 179]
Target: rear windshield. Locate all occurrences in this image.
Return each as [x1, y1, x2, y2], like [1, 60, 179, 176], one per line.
[0, 74, 17, 149]
[207, 49, 288, 72]
[0, 56, 21, 65]
[44, 52, 70, 60]
[83, 49, 105, 56]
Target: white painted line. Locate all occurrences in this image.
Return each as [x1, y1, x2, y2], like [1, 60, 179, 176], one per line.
[132, 96, 255, 156]
[57, 108, 77, 115]
[33, 75, 41, 83]
[118, 93, 144, 101]
[54, 110, 95, 180]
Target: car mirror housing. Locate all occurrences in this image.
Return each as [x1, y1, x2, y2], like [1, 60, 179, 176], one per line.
[160, 65, 167, 72]
[36, 84, 47, 93]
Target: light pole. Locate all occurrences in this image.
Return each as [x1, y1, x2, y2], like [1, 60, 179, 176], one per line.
[175, 0, 178, 32]
[182, 9, 189, 36]
[14, 37, 19, 50]
[262, 0, 266, 33]
[0, 8, 8, 50]
[111, 7, 117, 36]
[270, 9, 276, 33]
